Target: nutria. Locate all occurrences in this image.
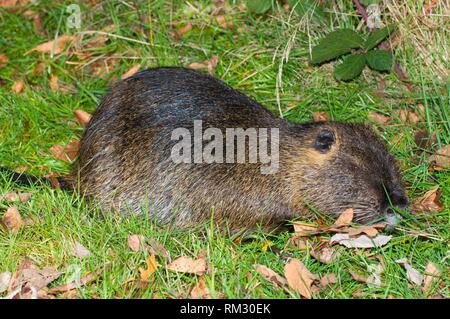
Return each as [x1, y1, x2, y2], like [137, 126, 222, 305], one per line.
[67, 67, 407, 231]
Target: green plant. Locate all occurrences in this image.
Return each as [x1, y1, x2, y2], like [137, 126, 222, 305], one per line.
[310, 25, 396, 81]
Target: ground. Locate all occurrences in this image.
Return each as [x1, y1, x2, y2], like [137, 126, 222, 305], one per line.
[0, 0, 448, 298]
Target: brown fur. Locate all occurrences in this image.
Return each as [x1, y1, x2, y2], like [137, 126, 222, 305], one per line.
[74, 67, 408, 231]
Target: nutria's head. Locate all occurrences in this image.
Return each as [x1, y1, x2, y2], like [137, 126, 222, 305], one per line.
[292, 122, 408, 225]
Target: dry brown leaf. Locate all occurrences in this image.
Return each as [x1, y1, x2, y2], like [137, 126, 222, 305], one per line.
[330, 234, 391, 248]
[32, 14, 44, 36]
[11, 79, 24, 94]
[188, 55, 220, 75]
[396, 258, 423, 286]
[429, 145, 450, 170]
[48, 265, 105, 294]
[368, 112, 390, 125]
[121, 65, 140, 80]
[0, 53, 8, 68]
[319, 273, 337, 287]
[190, 277, 212, 299]
[18, 192, 32, 203]
[50, 75, 59, 91]
[312, 112, 329, 122]
[292, 223, 318, 237]
[69, 241, 92, 259]
[139, 254, 159, 282]
[177, 22, 192, 36]
[0, 272, 11, 293]
[414, 129, 436, 149]
[334, 208, 354, 226]
[310, 247, 340, 264]
[254, 264, 287, 288]
[346, 225, 379, 237]
[394, 109, 421, 124]
[74, 109, 92, 127]
[2, 206, 24, 233]
[215, 15, 233, 28]
[3, 192, 18, 202]
[127, 234, 145, 252]
[32, 35, 75, 55]
[348, 269, 368, 284]
[167, 255, 207, 275]
[0, 0, 30, 8]
[413, 186, 443, 214]
[146, 238, 169, 258]
[50, 140, 79, 162]
[283, 258, 318, 299]
[423, 262, 440, 295]
[8, 258, 61, 299]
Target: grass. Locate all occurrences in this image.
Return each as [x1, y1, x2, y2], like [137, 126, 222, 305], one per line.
[0, 0, 448, 299]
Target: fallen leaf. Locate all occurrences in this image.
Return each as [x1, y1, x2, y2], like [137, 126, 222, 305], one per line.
[292, 223, 318, 237]
[188, 55, 220, 75]
[48, 265, 106, 294]
[190, 277, 212, 299]
[139, 254, 159, 282]
[254, 264, 287, 288]
[366, 264, 383, 288]
[121, 65, 140, 80]
[429, 145, 450, 170]
[0, 272, 11, 293]
[215, 15, 233, 28]
[346, 225, 379, 237]
[396, 258, 423, 286]
[0, 0, 30, 8]
[50, 141, 79, 162]
[74, 109, 92, 127]
[348, 269, 368, 283]
[127, 234, 146, 252]
[49, 75, 59, 91]
[11, 79, 24, 93]
[334, 208, 354, 226]
[167, 255, 207, 275]
[423, 262, 440, 294]
[310, 247, 340, 264]
[18, 192, 32, 203]
[393, 109, 421, 124]
[32, 35, 75, 55]
[312, 112, 329, 122]
[2, 206, 24, 233]
[8, 258, 61, 299]
[0, 53, 8, 68]
[146, 238, 169, 258]
[330, 234, 392, 248]
[177, 22, 192, 36]
[3, 192, 19, 202]
[283, 258, 318, 299]
[368, 112, 390, 125]
[319, 273, 337, 287]
[69, 241, 92, 259]
[413, 186, 443, 213]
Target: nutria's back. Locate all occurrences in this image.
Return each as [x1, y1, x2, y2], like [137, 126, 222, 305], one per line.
[76, 67, 407, 230]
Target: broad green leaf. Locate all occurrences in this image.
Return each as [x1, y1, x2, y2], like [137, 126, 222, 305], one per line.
[288, 0, 325, 21]
[364, 24, 396, 50]
[366, 50, 393, 71]
[311, 29, 364, 64]
[334, 54, 366, 81]
[246, 0, 272, 14]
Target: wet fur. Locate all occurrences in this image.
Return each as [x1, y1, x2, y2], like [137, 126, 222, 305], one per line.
[76, 67, 407, 230]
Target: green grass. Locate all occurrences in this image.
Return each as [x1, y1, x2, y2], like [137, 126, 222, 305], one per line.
[0, 0, 448, 299]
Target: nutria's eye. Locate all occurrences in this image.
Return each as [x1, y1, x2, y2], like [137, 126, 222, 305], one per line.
[314, 129, 335, 153]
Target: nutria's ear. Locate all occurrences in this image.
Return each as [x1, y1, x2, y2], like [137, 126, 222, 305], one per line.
[314, 129, 335, 153]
